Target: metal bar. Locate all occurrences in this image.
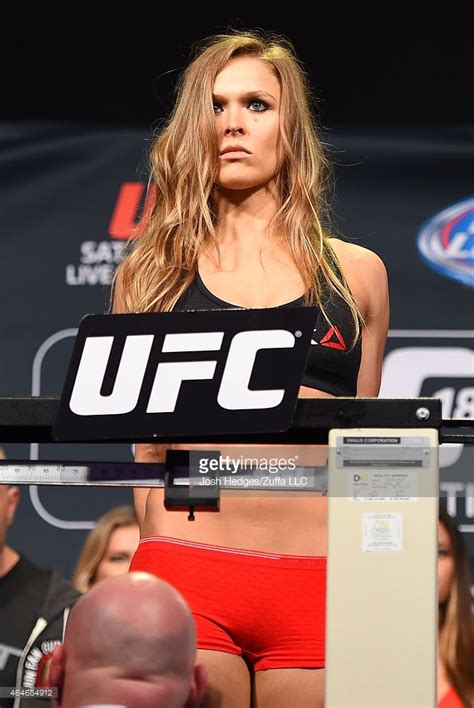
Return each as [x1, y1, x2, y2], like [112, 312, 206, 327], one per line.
[439, 417, 474, 428]
[0, 396, 452, 444]
[440, 432, 474, 445]
[0, 459, 328, 491]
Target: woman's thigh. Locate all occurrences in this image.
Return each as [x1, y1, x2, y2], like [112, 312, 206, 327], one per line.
[253, 668, 325, 708]
[198, 649, 251, 708]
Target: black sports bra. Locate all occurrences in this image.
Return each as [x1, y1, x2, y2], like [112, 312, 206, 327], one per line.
[174, 271, 362, 396]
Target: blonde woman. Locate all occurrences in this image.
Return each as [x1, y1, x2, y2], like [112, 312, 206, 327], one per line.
[114, 30, 389, 708]
[72, 505, 139, 593]
[437, 508, 474, 707]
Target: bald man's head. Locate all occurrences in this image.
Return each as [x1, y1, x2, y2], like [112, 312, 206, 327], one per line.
[50, 572, 206, 708]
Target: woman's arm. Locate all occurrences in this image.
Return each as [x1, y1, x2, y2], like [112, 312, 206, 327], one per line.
[112, 266, 169, 524]
[354, 250, 390, 397]
[331, 239, 390, 397]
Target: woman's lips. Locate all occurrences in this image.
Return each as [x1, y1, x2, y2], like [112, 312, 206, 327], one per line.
[220, 151, 251, 159]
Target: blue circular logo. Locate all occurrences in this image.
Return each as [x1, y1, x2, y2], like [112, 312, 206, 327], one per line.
[416, 197, 474, 287]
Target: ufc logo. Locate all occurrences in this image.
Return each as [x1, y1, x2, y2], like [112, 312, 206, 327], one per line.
[381, 346, 474, 399]
[108, 182, 156, 240]
[69, 330, 296, 416]
[381, 343, 474, 469]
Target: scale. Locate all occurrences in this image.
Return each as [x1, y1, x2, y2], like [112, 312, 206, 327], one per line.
[0, 460, 163, 486]
[0, 459, 328, 491]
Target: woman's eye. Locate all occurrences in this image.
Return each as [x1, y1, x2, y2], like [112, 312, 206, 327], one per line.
[438, 548, 449, 558]
[213, 100, 269, 113]
[249, 99, 268, 111]
[110, 553, 128, 562]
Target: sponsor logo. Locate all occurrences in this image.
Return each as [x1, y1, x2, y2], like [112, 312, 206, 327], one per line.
[381, 345, 474, 416]
[55, 308, 316, 441]
[353, 473, 369, 483]
[311, 324, 347, 350]
[416, 196, 474, 287]
[381, 336, 474, 532]
[23, 641, 60, 688]
[65, 181, 153, 286]
[109, 182, 155, 240]
[69, 329, 296, 416]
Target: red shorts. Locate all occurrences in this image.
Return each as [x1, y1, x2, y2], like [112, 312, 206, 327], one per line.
[130, 536, 326, 671]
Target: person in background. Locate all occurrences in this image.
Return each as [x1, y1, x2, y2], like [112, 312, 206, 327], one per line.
[0, 448, 80, 708]
[72, 505, 139, 592]
[437, 507, 474, 708]
[49, 571, 207, 708]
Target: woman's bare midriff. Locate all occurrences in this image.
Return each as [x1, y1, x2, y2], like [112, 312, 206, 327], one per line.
[138, 387, 332, 556]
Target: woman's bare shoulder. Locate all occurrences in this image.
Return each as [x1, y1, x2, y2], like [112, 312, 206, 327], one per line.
[329, 237, 386, 273]
[329, 237, 389, 314]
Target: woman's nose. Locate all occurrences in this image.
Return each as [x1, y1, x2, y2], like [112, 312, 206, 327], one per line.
[224, 124, 244, 135]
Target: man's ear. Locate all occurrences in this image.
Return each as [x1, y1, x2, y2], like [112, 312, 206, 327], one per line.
[184, 664, 208, 708]
[48, 644, 65, 705]
[6, 486, 20, 527]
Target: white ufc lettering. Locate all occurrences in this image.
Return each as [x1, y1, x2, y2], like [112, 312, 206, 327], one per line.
[69, 335, 153, 415]
[218, 330, 295, 409]
[69, 329, 295, 416]
[147, 361, 218, 412]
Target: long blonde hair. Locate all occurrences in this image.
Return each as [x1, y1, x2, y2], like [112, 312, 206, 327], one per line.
[438, 508, 474, 706]
[116, 29, 361, 339]
[72, 505, 138, 593]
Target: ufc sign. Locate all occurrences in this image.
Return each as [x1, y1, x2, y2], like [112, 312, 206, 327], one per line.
[70, 330, 295, 415]
[54, 308, 317, 441]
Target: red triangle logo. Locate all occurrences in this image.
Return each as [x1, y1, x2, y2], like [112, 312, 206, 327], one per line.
[319, 325, 347, 351]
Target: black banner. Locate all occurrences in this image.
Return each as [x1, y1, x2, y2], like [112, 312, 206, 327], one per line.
[1, 122, 472, 583]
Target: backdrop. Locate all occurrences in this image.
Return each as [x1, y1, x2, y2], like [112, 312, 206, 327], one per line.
[1, 121, 472, 584]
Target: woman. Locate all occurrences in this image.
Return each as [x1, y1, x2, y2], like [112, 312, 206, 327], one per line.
[437, 507, 474, 708]
[72, 505, 139, 592]
[114, 30, 389, 708]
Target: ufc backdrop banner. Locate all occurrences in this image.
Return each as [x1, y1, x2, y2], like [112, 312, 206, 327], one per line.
[1, 121, 473, 583]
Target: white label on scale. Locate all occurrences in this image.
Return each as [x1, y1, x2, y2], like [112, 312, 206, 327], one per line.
[362, 512, 403, 553]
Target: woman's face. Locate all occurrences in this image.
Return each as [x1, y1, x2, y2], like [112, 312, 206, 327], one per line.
[213, 55, 281, 191]
[438, 521, 455, 604]
[94, 524, 140, 585]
